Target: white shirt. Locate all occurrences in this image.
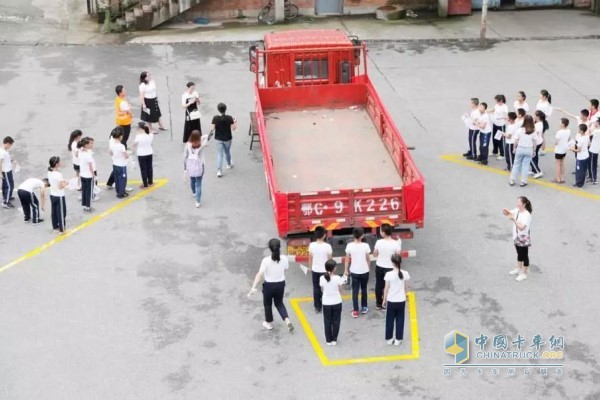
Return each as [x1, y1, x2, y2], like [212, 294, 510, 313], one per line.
[182, 91, 200, 109]
[534, 121, 544, 146]
[516, 128, 535, 148]
[554, 129, 571, 154]
[139, 80, 157, 99]
[308, 241, 333, 273]
[79, 150, 93, 178]
[0, 148, 12, 172]
[384, 270, 410, 303]
[111, 142, 128, 167]
[319, 275, 343, 305]
[510, 208, 531, 240]
[71, 141, 79, 165]
[590, 129, 600, 153]
[18, 178, 44, 192]
[536, 100, 553, 117]
[374, 238, 402, 269]
[345, 242, 371, 274]
[504, 122, 518, 144]
[513, 100, 530, 113]
[467, 109, 481, 130]
[47, 170, 65, 196]
[478, 112, 492, 134]
[259, 256, 288, 282]
[135, 133, 154, 156]
[492, 104, 508, 126]
[574, 134, 590, 160]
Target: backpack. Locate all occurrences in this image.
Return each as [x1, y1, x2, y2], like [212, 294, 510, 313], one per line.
[186, 148, 204, 177]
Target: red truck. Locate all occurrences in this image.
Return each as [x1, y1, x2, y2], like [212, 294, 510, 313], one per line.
[249, 30, 424, 257]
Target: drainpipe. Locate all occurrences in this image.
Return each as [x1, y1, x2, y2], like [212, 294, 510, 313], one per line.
[275, 0, 285, 22]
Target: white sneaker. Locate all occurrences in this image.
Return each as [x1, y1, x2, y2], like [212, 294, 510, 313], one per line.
[262, 321, 273, 330]
[78, 195, 82, 200]
[539, 150, 546, 156]
[331, 341, 337, 346]
[394, 339, 403, 346]
[387, 338, 395, 345]
[496, 156, 505, 160]
[533, 172, 544, 179]
[226, 163, 233, 169]
[516, 273, 528, 282]
[195, 202, 200, 208]
[509, 268, 521, 275]
[217, 170, 222, 177]
[125, 187, 133, 192]
[528, 171, 534, 176]
[326, 342, 333, 346]
[93, 196, 100, 202]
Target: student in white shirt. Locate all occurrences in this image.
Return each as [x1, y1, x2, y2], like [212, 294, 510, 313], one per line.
[551, 118, 571, 184]
[509, 115, 536, 187]
[555, 107, 591, 130]
[78, 138, 95, 213]
[503, 196, 533, 282]
[47, 156, 69, 233]
[308, 226, 333, 313]
[588, 119, 599, 184]
[17, 177, 49, 224]
[503, 112, 518, 171]
[536, 90, 553, 154]
[320, 260, 345, 346]
[476, 102, 493, 165]
[132, 121, 155, 189]
[249, 239, 294, 332]
[530, 110, 547, 179]
[110, 129, 129, 199]
[462, 98, 481, 160]
[513, 91, 530, 113]
[373, 223, 401, 310]
[68, 130, 83, 189]
[383, 254, 410, 345]
[570, 124, 591, 188]
[139, 71, 166, 133]
[489, 94, 508, 160]
[1, 136, 16, 208]
[344, 227, 372, 318]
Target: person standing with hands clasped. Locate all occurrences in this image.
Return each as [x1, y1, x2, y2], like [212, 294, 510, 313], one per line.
[110, 129, 129, 199]
[211, 103, 237, 178]
[17, 177, 49, 224]
[373, 223, 401, 310]
[78, 138, 95, 213]
[383, 254, 410, 346]
[569, 124, 590, 188]
[182, 82, 201, 143]
[308, 226, 333, 314]
[320, 260, 344, 346]
[344, 227, 372, 318]
[47, 156, 68, 233]
[139, 71, 167, 134]
[248, 239, 294, 332]
[133, 122, 154, 189]
[504, 197, 533, 282]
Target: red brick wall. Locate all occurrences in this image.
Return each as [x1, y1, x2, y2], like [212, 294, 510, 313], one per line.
[573, 0, 591, 8]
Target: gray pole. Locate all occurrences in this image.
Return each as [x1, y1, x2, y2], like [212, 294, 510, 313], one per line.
[480, 0, 489, 46]
[275, 0, 285, 22]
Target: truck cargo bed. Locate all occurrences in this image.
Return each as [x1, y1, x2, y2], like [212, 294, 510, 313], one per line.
[265, 108, 402, 193]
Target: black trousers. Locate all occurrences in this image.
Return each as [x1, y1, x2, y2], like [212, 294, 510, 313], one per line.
[81, 177, 93, 208]
[588, 152, 598, 181]
[504, 143, 515, 170]
[50, 195, 67, 231]
[311, 271, 325, 311]
[479, 132, 491, 163]
[492, 124, 505, 156]
[107, 171, 115, 187]
[120, 124, 131, 149]
[138, 155, 154, 187]
[323, 303, 342, 343]
[375, 266, 390, 307]
[351, 272, 369, 312]
[468, 129, 479, 158]
[262, 281, 288, 323]
[17, 189, 40, 222]
[385, 301, 406, 340]
[515, 245, 529, 267]
[2, 170, 14, 203]
[530, 144, 543, 174]
[575, 158, 587, 187]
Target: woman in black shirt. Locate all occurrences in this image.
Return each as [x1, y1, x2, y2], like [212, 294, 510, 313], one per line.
[211, 103, 237, 177]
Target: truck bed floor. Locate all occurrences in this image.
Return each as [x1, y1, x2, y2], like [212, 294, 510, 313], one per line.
[265, 108, 402, 193]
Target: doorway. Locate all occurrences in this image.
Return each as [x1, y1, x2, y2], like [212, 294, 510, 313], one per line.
[315, 0, 344, 15]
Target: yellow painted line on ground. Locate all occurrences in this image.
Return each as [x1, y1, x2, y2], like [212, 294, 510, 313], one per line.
[291, 292, 420, 366]
[0, 179, 168, 275]
[441, 154, 600, 202]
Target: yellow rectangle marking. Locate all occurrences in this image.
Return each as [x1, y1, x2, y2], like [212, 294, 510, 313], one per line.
[291, 292, 420, 366]
[0, 179, 168, 275]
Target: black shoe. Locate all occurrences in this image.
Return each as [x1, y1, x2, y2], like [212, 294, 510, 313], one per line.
[479, 161, 488, 165]
[32, 219, 44, 225]
[462, 152, 471, 157]
[2, 202, 15, 209]
[475, 156, 482, 161]
[466, 155, 474, 160]
[315, 308, 322, 314]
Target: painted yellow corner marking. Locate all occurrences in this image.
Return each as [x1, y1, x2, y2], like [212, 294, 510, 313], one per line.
[0, 179, 168, 275]
[441, 154, 600, 202]
[291, 292, 420, 366]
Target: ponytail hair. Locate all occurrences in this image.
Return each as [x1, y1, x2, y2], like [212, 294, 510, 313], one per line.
[519, 196, 533, 213]
[68, 130, 82, 151]
[77, 137, 90, 149]
[268, 238, 281, 262]
[535, 110, 549, 132]
[324, 259, 336, 282]
[391, 253, 403, 280]
[48, 156, 60, 171]
[541, 89, 551, 104]
[495, 94, 506, 104]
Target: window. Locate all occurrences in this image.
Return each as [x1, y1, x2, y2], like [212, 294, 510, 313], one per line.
[294, 60, 328, 81]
